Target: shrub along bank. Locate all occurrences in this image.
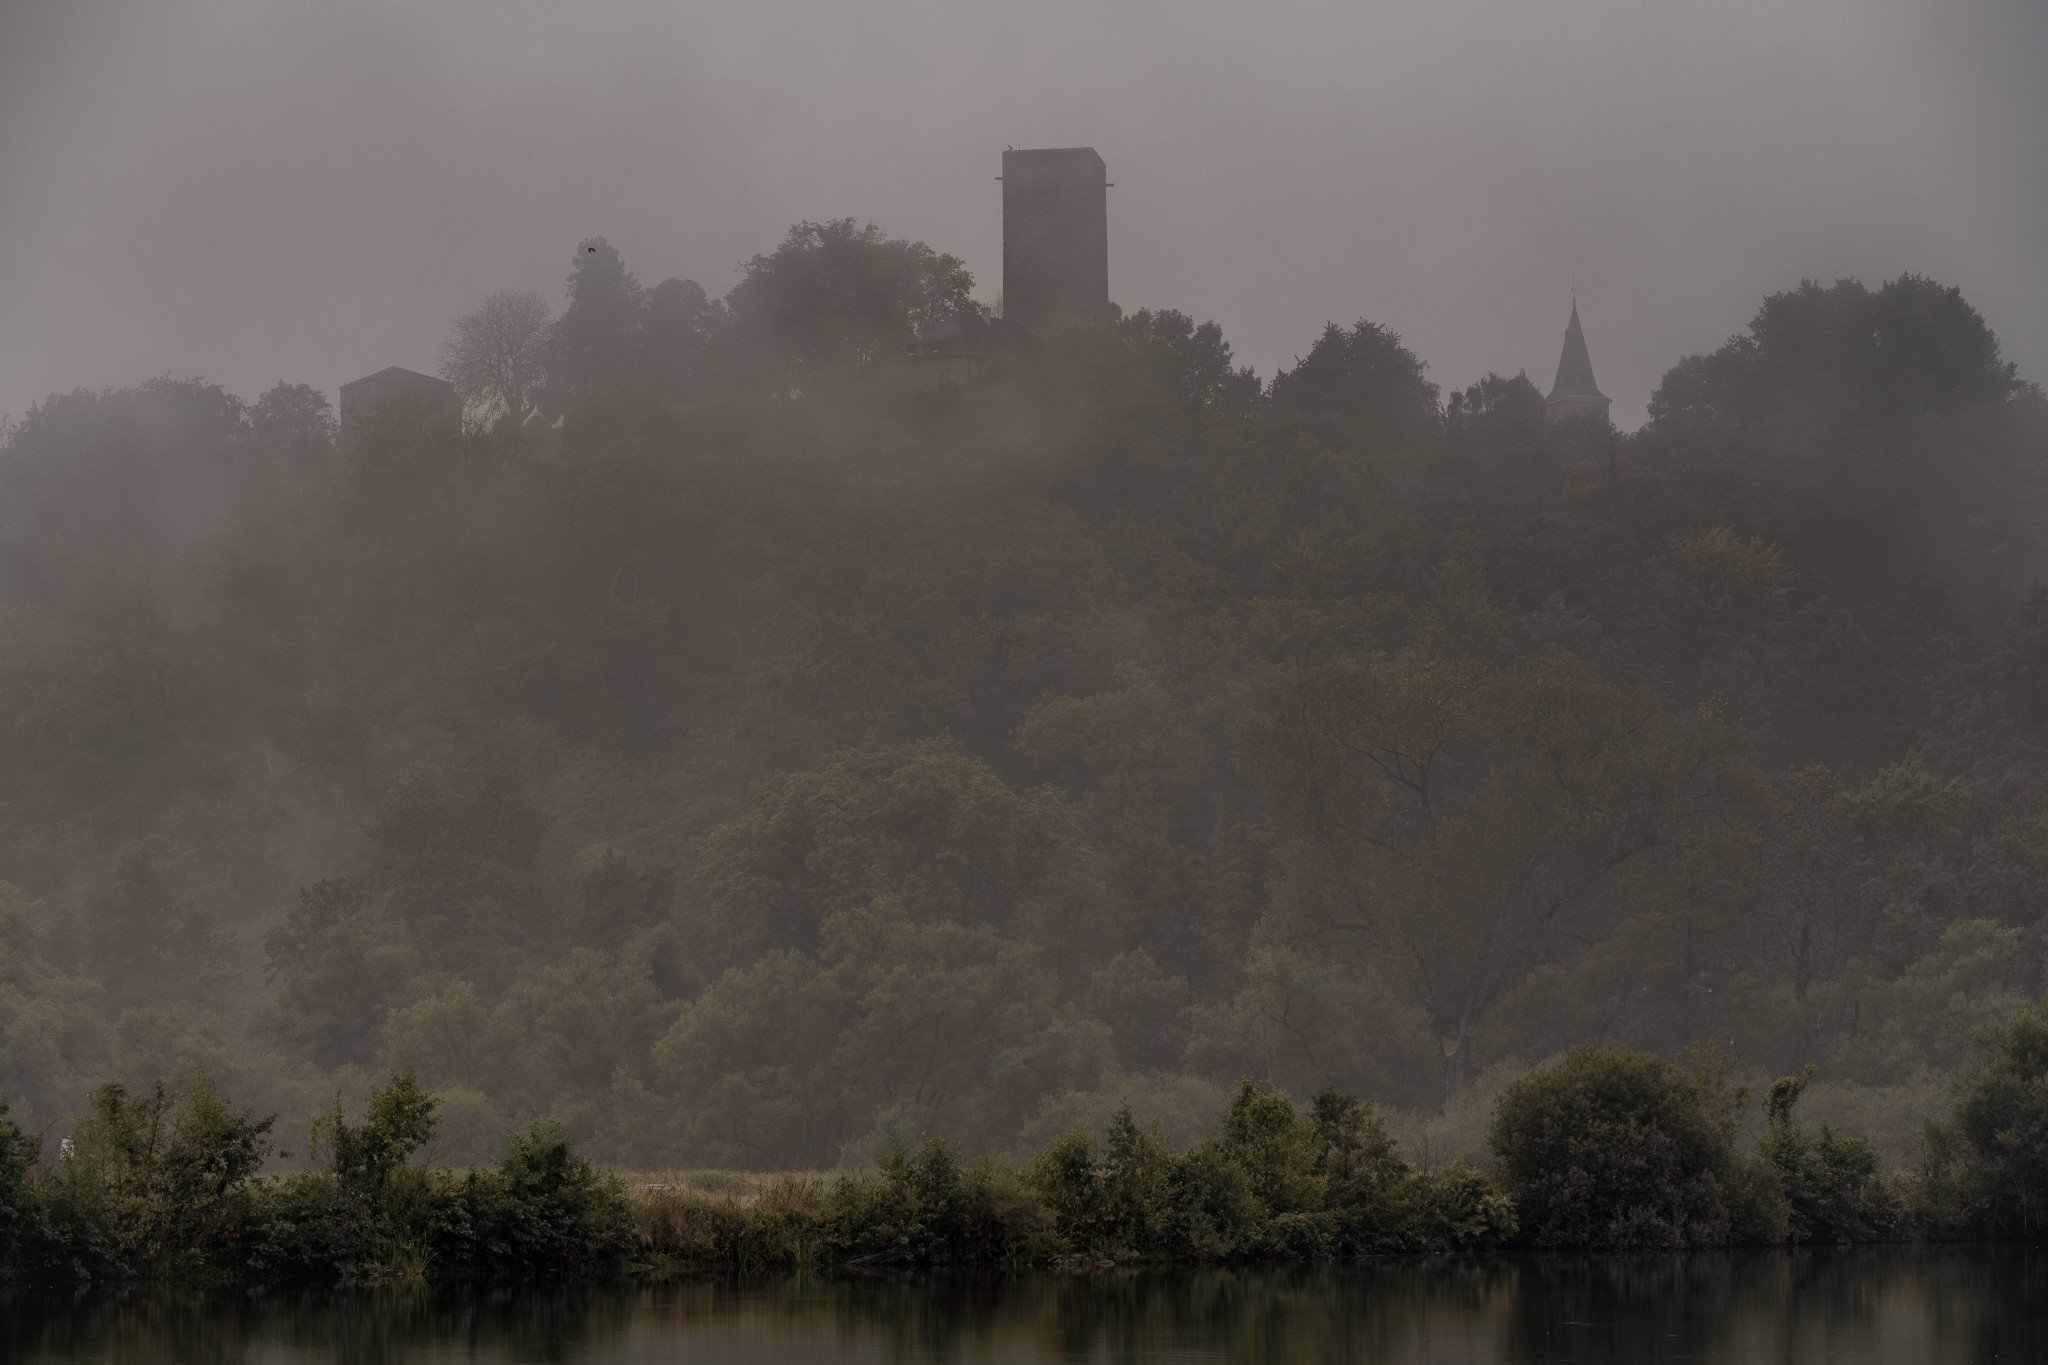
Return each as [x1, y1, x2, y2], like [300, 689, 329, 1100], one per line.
[4, 1002, 2047, 1283]
[0, 1071, 636, 1285]
[1482, 1006, 2048, 1251]
[634, 1085, 1517, 1274]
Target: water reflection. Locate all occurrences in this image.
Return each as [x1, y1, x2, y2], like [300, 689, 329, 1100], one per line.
[5, 1249, 2044, 1364]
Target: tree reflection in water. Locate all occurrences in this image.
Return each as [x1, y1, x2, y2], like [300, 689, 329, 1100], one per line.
[5, 1249, 2045, 1363]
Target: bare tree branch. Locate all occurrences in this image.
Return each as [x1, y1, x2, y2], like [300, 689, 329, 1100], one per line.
[438, 288, 553, 428]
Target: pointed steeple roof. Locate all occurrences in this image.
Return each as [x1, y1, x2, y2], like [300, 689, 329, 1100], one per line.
[1547, 301, 1608, 403]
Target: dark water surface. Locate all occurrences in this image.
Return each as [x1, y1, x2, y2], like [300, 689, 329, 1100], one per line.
[5, 1249, 2045, 1363]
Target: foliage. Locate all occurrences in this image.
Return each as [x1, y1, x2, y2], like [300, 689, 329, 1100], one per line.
[439, 288, 553, 426]
[1241, 647, 1753, 1093]
[688, 737, 1095, 967]
[540, 238, 646, 415]
[38, 1070, 276, 1278]
[0, 1103, 39, 1275]
[1267, 319, 1441, 452]
[430, 1120, 638, 1274]
[1755, 1065, 1902, 1243]
[313, 1068, 438, 1197]
[258, 877, 402, 1069]
[24, 1032, 2048, 1287]
[1117, 308, 1262, 416]
[1, 219, 2045, 1202]
[1028, 1083, 1513, 1264]
[382, 951, 672, 1158]
[247, 382, 336, 456]
[651, 897, 1103, 1169]
[0, 881, 105, 1128]
[69, 851, 238, 1015]
[1489, 1043, 1763, 1249]
[1925, 996, 2048, 1235]
[1185, 947, 1433, 1102]
[727, 218, 976, 380]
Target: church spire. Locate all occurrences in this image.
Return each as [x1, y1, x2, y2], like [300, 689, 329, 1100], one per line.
[1545, 299, 1611, 424]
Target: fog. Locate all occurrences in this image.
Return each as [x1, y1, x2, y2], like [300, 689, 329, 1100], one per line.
[1, 0, 2047, 1192]
[3, 0, 2043, 428]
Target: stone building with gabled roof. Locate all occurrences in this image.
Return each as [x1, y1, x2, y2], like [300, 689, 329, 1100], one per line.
[338, 365, 462, 454]
[1545, 301, 1611, 424]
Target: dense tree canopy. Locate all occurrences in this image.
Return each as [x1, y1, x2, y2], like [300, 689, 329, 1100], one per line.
[727, 218, 977, 381]
[0, 242, 2043, 1170]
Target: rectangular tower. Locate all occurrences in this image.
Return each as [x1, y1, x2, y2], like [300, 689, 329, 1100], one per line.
[1002, 147, 1108, 338]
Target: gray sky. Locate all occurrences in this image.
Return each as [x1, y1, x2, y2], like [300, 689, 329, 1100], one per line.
[2, 0, 2042, 429]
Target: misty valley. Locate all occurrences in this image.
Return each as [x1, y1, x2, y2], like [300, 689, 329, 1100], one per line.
[3, 212, 2048, 1341]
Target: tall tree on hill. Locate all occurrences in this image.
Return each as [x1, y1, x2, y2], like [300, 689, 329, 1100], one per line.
[1268, 320, 1442, 455]
[247, 382, 336, 457]
[725, 219, 976, 389]
[1240, 647, 1758, 1096]
[70, 850, 237, 1011]
[1116, 308, 1262, 416]
[539, 238, 645, 417]
[642, 276, 726, 406]
[1639, 274, 2043, 606]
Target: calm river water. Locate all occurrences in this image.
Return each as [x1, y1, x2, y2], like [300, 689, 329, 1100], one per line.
[5, 1249, 2044, 1363]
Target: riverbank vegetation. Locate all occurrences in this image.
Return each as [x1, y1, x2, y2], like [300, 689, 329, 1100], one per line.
[4, 1002, 2045, 1284]
[1, 223, 2046, 1213]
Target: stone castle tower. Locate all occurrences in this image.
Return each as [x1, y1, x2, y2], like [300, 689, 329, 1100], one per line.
[1001, 147, 1109, 337]
[1545, 300, 1611, 424]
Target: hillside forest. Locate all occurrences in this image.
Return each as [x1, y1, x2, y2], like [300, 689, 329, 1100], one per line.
[1, 222, 2044, 1174]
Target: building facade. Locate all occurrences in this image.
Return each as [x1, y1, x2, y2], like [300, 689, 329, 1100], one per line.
[338, 366, 463, 454]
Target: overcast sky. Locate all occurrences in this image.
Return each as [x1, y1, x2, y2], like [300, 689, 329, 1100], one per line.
[2, 0, 2042, 429]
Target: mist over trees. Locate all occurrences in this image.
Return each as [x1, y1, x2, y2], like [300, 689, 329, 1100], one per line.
[439, 289, 552, 427]
[0, 221, 2043, 1174]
